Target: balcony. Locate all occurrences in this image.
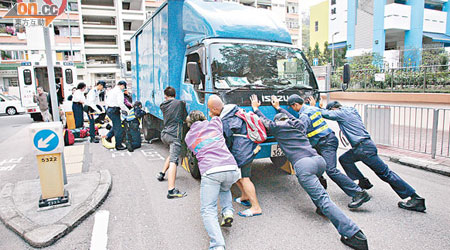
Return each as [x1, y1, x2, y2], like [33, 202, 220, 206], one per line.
[83, 25, 117, 36]
[423, 9, 447, 34]
[384, 3, 411, 30]
[81, 5, 116, 17]
[121, 10, 145, 21]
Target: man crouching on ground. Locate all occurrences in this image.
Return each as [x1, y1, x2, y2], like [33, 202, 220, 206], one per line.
[185, 111, 240, 250]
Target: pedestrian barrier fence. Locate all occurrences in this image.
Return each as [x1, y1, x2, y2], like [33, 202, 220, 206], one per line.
[354, 104, 450, 159]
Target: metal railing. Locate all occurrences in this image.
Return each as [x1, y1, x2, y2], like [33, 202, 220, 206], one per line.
[354, 104, 450, 159]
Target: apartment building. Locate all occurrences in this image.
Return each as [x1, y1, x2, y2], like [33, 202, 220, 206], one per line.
[309, 0, 450, 67]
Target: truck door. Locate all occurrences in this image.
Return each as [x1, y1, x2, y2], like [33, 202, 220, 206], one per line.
[17, 65, 37, 108]
[183, 48, 208, 115]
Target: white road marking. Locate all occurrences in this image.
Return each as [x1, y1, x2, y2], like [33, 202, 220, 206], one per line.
[0, 164, 16, 171]
[111, 151, 132, 158]
[0, 157, 23, 166]
[90, 210, 110, 250]
[141, 149, 165, 160]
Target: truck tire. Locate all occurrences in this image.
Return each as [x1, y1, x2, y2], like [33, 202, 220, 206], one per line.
[185, 149, 201, 179]
[30, 113, 43, 122]
[142, 115, 158, 141]
[270, 155, 288, 168]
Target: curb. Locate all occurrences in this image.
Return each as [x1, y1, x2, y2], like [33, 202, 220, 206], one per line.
[0, 170, 112, 248]
[381, 154, 450, 177]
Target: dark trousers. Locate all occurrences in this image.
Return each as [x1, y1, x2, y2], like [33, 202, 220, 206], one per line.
[88, 113, 95, 140]
[339, 139, 416, 199]
[315, 133, 362, 197]
[72, 102, 84, 128]
[106, 108, 123, 147]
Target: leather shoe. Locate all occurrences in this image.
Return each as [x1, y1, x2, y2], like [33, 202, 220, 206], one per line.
[90, 138, 100, 143]
[398, 196, 426, 212]
[105, 137, 112, 143]
[348, 190, 371, 208]
[358, 178, 373, 190]
[341, 230, 368, 250]
[116, 144, 126, 151]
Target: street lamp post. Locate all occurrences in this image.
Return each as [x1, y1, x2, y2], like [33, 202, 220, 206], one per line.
[331, 31, 339, 69]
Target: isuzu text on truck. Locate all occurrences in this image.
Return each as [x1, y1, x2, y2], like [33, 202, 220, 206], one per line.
[131, 0, 348, 178]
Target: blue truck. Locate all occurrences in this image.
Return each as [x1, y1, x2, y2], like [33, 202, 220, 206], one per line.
[130, 0, 348, 179]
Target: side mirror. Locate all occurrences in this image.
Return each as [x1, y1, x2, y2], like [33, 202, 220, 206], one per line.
[187, 62, 201, 85]
[342, 63, 350, 91]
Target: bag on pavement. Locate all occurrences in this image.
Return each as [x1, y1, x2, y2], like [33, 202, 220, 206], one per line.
[64, 129, 75, 146]
[102, 137, 116, 149]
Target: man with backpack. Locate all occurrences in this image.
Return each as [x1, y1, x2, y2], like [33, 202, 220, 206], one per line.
[251, 94, 368, 250]
[156, 86, 187, 199]
[208, 95, 263, 217]
[185, 110, 240, 250]
[283, 94, 371, 210]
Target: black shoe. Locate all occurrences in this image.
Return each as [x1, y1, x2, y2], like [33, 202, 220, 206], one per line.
[341, 230, 368, 250]
[319, 176, 328, 189]
[90, 138, 100, 143]
[315, 207, 325, 217]
[116, 144, 126, 151]
[167, 188, 186, 199]
[398, 196, 426, 212]
[358, 178, 373, 190]
[156, 172, 165, 182]
[348, 190, 371, 209]
[106, 137, 112, 143]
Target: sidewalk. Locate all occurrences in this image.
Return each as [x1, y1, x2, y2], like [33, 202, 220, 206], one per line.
[377, 145, 450, 177]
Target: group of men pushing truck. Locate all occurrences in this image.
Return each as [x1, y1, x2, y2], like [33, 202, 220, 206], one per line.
[152, 86, 426, 250]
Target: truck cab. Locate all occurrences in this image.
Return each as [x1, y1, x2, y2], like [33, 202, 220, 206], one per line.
[131, 0, 321, 178]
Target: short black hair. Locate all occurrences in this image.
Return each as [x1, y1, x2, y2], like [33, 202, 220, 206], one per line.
[164, 86, 176, 97]
[97, 80, 106, 88]
[77, 82, 86, 90]
[326, 101, 342, 110]
[117, 80, 127, 89]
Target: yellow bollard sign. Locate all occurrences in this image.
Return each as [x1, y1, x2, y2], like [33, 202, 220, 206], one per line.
[36, 153, 64, 199]
[29, 122, 69, 208]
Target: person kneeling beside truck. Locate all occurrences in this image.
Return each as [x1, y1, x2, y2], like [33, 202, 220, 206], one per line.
[185, 110, 240, 250]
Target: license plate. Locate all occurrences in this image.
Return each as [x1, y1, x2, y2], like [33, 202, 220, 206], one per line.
[270, 144, 285, 157]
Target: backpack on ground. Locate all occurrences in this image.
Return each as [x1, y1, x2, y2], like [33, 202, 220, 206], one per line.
[64, 129, 75, 146]
[235, 109, 267, 144]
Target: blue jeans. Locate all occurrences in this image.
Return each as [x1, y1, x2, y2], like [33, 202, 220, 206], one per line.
[88, 113, 95, 140]
[294, 156, 360, 238]
[339, 139, 415, 199]
[200, 170, 240, 250]
[315, 133, 362, 197]
[106, 108, 123, 147]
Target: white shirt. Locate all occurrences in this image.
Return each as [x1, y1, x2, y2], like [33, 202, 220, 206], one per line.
[86, 88, 102, 113]
[72, 89, 86, 103]
[106, 86, 127, 111]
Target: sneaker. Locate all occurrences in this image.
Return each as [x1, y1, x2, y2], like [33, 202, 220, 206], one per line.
[167, 188, 186, 199]
[90, 138, 100, 143]
[319, 176, 328, 189]
[221, 212, 234, 227]
[398, 195, 426, 212]
[105, 137, 112, 143]
[156, 172, 165, 182]
[116, 144, 126, 151]
[341, 230, 368, 250]
[358, 178, 373, 190]
[348, 190, 371, 209]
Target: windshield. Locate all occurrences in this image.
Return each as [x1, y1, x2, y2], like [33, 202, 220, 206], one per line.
[210, 43, 315, 90]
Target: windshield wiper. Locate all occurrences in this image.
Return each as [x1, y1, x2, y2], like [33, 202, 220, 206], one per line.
[225, 83, 266, 94]
[277, 85, 313, 94]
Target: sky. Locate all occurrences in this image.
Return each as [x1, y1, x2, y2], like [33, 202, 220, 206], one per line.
[299, 0, 326, 12]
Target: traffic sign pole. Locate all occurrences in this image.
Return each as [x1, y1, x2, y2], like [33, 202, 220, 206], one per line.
[43, 26, 60, 122]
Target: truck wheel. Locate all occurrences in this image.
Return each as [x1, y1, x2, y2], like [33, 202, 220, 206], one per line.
[142, 115, 158, 141]
[31, 113, 43, 121]
[6, 107, 17, 115]
[185, 150, 201, 179]
[270, 155, 288, 168]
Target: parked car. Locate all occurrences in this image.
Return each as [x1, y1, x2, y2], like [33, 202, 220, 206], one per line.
[0, 94, 25, 115]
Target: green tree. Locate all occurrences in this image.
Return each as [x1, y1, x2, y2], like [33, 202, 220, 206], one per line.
[313, 42, 321, 62]
[321, 41, 331, 65]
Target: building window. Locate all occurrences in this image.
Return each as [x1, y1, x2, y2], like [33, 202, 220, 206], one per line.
[68, 2, 78, 11]
[315, 21, 318, 32]
[123, 22, 132, 31]
[125, 41, 131, 52]
[122, 2, 130, 10]
[331, 0, 336, 5]
[126, 61, 131, 72]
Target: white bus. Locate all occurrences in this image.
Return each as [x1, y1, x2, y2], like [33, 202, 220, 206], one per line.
[17, 61, 76, 121]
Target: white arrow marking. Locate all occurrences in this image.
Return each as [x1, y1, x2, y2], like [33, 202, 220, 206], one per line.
[37, 133, 56, 149]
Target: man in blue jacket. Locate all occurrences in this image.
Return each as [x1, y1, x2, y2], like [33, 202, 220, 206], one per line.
[282, 94, 370, 209]
[251, 95, 368, 250]
[208, 95, 262, 217]
[318, 100, 425, 212]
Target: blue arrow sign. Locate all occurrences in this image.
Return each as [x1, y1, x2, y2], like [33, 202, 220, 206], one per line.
[33, 130, 59, 152]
